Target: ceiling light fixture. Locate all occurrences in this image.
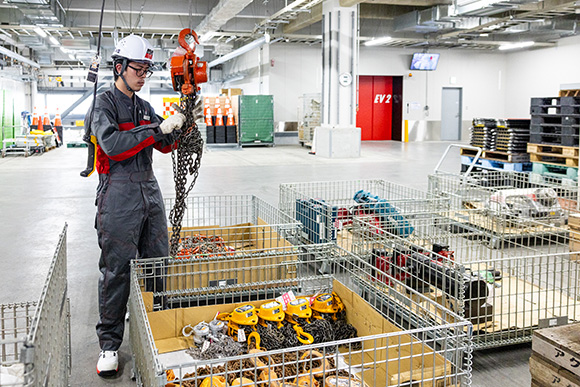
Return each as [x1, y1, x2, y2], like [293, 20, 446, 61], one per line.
[208, 34, 270, 68]
[364, 36, 392, 47]
[33, 27, 47, 38]
[498, 41, 534, 50]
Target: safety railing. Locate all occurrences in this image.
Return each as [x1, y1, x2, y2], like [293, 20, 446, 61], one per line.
[129, 244, 472, 386]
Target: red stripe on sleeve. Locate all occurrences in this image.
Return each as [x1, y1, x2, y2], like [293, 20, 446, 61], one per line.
[96, 145, 110, 174]
[109, 136, 156, 161]
[118, 122, 135, 131]
[154, 141, 178, 153]
[139, 120, 151, 126]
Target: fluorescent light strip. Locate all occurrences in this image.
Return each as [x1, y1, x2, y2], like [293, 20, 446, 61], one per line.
[364, 36, 392, 47]
[498, 41, 534, 51]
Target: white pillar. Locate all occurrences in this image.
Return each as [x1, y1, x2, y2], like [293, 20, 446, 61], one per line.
[315, 0, 360, 158]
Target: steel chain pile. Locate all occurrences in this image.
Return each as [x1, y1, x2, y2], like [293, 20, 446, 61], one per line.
[177, 234, 231, 257]
[169, 94, 204, 257]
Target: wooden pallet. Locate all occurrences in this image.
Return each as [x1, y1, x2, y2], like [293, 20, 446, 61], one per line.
[527, 143, 580, 167]
[560, 89, 580, 97]
[460, 147, 530, 162]
[530, 324, 580, 387]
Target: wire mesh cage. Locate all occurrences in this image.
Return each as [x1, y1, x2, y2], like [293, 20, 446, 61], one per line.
[165, 195, 303, 255]
[279, 180, 450, 248]
[428, 170, 578, 223]
[351, 210, 580, 350]
[129, 244, 472, 387]
[0, 224, 70, 387]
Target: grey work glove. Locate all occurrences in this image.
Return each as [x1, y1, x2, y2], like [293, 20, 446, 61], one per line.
[159, 113, 185, 134]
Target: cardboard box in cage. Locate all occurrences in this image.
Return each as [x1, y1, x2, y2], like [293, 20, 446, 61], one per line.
[143, 280, 454, 387]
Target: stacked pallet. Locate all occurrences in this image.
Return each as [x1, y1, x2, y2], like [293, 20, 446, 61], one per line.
[528, 96, 579, 181]
[470, 118, 497, 150]
[529, 323, 580, 387]
[495, 119, 530, 153]
[464, 117, 531, 171]
[530, 96, 580, 147]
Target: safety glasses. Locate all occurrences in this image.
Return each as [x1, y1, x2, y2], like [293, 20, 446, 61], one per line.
[128, 65, 153, 78]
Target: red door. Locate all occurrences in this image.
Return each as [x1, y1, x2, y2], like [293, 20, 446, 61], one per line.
[357, 75, 394, 141]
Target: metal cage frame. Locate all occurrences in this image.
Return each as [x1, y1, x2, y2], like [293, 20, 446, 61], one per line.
[0, 224, 70, 387]
[129, 244, 472, 387]
[279, 180, 450, 248]
[351, 209, 580, 350]
[428, 170, 578, 217]
[165, 195, 303, 252]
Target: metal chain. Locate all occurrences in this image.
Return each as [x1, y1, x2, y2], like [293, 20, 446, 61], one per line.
[169, 93, 204, 257]
[177, 234, 231, 257]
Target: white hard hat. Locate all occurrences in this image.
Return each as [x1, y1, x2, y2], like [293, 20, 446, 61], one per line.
[112, 35, 154, 64]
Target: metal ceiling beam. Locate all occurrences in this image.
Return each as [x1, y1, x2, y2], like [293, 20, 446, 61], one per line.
[283, 3, 323, 33]
[0, 45, 40, 68]
[340, 0, 451, 9]
[440, 0, 579, 38]
[195, 0, 256, 36]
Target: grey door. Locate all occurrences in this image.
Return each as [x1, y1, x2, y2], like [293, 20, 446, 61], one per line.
[441, 87, 462, 141]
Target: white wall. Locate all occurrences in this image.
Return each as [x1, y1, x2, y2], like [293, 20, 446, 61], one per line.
[0, 76, 28, 117]
[359, 47, 508, 123]
[504, 35, 580, 118]
[269, 44, 322, 122]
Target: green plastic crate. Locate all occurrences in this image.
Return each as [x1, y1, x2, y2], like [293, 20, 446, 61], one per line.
[238, 95, 274, 120]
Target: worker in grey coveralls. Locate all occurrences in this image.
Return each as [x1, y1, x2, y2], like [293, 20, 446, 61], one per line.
[86, 34, 185, 377]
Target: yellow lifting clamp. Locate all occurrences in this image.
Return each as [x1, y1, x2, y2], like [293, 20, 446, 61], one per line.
[257, 301, 285, 329]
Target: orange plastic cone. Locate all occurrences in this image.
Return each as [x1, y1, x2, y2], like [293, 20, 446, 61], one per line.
[226, 108, 235, 126]
[215, 106, 224, 126]
[37, 109, 43, 131]
[31, 107, 39, 129]
[54, 108, 62, 127]
[43, 108, 51, 127]
[204, 103, 212, 117]
[205, 111, 213, 126]
[214, 97, 221, 116]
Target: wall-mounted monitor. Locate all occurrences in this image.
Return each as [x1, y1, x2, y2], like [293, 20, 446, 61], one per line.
[410, 53, 440, 71]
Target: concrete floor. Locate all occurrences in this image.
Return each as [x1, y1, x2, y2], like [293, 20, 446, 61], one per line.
[0, 140, 531, 386]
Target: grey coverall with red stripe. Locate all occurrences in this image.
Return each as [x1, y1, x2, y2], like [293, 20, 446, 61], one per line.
[87, 84, 177, 351]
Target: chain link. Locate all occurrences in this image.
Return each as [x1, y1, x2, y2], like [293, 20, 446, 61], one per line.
[169, 93, 204, 257]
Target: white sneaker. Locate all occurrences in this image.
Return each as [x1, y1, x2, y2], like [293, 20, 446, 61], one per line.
[96, 350, 118, 376]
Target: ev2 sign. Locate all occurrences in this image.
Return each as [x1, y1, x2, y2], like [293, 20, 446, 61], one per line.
[374, 94, 392, 104]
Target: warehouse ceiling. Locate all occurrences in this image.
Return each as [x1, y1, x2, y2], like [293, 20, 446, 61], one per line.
[0, 0, 579, 77]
